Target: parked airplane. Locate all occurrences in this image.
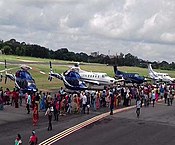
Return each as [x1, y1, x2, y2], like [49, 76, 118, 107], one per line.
[113, 66, 146, 84]
[0, 60, 38, 92]
[48, 62, 122, 90]
[148, 64, 175, 83]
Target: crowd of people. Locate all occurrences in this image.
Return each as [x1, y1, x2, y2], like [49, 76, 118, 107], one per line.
[1, 82, 175, 117]
[0, 82, 175, 144]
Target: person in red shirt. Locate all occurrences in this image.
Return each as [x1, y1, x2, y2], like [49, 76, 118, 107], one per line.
[4, 88, 11, 105]
[31, 93, 36, 110]
[12, 88, 19, 108]
[29, 130, 38, 145]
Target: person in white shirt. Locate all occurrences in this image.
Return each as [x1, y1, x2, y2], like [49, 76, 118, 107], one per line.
[81, 92, 87, 114]
[136, 97, 141, 118]
[26, 93, 31, 114]
[45, 105, 53, 131]
[152, 91, 156, 107]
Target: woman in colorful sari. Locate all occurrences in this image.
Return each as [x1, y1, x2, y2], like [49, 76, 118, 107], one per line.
[15, 134, 22, 145]
[155, 89, 159, 102]
[40, 93, 46, 111]
[96, 91, 101, 109]
[33, 103, 39, 126]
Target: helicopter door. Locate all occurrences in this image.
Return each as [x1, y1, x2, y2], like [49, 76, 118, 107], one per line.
[16, 79, 27, 89]
[22, 79, 28, 89]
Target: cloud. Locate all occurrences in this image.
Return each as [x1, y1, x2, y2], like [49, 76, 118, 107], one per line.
[160, 33, 175, 43]
[0, 0, 175, 62]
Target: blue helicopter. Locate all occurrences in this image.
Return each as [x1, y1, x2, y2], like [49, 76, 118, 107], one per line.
[113, 65, 146, 84]
[0, 60, 38, 93]
[48, 61, 88, 90]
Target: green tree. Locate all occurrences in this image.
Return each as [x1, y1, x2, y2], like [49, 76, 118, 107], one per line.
[2, 45, 12, 55]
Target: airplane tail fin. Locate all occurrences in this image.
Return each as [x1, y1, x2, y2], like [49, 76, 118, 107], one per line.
[48, 61, 53, 81]
[113, 65, 122, 76]
[148, 64, 154, 74]
[4, 60, 7, 84]
[113, 65, 118, 74]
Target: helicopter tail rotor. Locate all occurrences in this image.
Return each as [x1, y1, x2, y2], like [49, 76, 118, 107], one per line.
[3, 60, 15, 83]
[5, 59, 7, 69]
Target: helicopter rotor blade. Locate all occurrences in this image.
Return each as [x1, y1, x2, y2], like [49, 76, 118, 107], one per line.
[49, 61, 53, 71]
[5, 75, 7, 84]
[5, 59, 7, 69]
[0, 73, 2, 82]
[50, 61, 52, 69]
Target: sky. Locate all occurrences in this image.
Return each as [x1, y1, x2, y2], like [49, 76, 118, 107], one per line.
[0, 0, 175, 63]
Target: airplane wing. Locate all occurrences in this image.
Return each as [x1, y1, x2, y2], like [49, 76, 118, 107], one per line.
[82, 79, 100, 85]
[114, 77, 125, 83]
[172, 78, 175, 81]
[143, 77, 152, 81]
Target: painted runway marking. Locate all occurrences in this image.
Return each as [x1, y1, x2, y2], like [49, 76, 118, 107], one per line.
[39, 105, 136, 145]
[39, 98, 167, 145]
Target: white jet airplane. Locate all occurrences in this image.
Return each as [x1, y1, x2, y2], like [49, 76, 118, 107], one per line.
[148, 64, 175, 83]
[48, 62, 123, 90]
[68, 63, 118, 85]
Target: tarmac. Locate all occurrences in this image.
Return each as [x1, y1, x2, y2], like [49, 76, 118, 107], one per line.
[0, 104, 32, 125]
[0, 98, 137, 145]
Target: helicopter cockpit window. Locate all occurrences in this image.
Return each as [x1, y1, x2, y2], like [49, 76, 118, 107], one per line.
[65, 71, 80, 86]
[15, 71, 20, 77]
[20, 71, 33, 80]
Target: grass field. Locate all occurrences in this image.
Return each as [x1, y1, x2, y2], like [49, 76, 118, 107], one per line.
[0, 55, 175, 92]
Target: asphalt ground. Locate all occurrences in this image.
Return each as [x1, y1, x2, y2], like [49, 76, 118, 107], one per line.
[0, 99, 125, 145]
[55, 101, 175, 145]
[0, 99, 172, 145]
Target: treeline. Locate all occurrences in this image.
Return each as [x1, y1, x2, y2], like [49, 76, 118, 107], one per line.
[0, 39, 175, 70]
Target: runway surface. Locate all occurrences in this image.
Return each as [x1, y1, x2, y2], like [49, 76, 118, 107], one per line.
[0, 100, 175, 145]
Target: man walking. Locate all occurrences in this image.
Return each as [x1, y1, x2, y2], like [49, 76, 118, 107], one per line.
[26, 92, 31, 114]
[152, 90, 156, 107]
[136, 97, 141, 118]
[110, 89, 114, 115]
[81, 92, 87, 114]
[45, 104, 53, 131]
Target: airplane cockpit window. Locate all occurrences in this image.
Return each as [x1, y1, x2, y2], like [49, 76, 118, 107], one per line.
[134, 74, 139, 77]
